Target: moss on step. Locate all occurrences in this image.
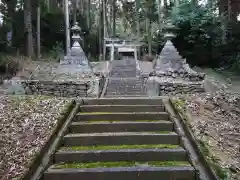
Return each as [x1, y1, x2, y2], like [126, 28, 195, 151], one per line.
[80, 112, 116, 114]
[86, 120, 163, 123]
[79, 112, 165, 114]
[54, 161, 191, 169]
[61, 144, 180, 151]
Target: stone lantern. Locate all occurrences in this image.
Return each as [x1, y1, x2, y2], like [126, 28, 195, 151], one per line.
[70, 22, 83, 56]
[61, 21, 91, 68]
[163, 21, 178, 40]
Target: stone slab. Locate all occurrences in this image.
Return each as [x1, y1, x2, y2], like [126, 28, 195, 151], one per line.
[69, 121, 173, 133]
[54, 148, 187, 163]
[44, 166, 195, 180]
[82, 98, 164, 105]
[74, 112, 169, 121]
[63, 132, 179, 146]
[79, 104, 165, 112]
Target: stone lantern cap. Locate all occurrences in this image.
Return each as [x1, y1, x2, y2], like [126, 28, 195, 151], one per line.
[71, 22, 81, 32]
[163, 21, 178, 40]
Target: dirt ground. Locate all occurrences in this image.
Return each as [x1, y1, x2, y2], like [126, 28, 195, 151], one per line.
[0, 95, 71, 180]
[173, 91, 240, 180]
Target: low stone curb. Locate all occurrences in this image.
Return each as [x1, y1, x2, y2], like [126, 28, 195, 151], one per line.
[167, 98, 218, 180]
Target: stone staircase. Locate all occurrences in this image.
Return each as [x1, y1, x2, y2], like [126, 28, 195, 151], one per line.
[105, 78, 147, 97]
[109, 58, 140, 78]
[44, 98, 196, 180]
[105, 58, 146, 97]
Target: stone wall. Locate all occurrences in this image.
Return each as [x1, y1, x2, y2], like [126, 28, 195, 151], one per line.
[155, 70, 205, 81]
[146, 77, 205, 96]
[20, 80, 89, 97]
[159, 80, 204, 95]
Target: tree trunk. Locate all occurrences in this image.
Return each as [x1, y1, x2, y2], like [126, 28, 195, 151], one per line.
[158, 0, 162, 32]
[103, 0, 107, 60]
[231, 0, 239, 22]
[191, 0, 198, 7]
[37, 6, 41, 59]
[112, 0, 116, 37]
[99, 0, 103, 59]
[73, 0, 77, 24]
[163, 0, 169, 18]
[87, 0, 91, 29]
[64, 0, 71, 54]
[147, 18, 152, 56]
[50, 0, 58, 12]
[228, 0, 231, 21]
[24, 0, 34, 57]
[219, 0, 228, 43]
[135, 0, 140, 58]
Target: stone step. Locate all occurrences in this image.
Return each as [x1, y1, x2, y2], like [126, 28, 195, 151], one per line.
[106, 85, 145, 88]
[106, 87, 145, 91]
[106, 87, 145, 90]
[63, 132, 180, 146]
[39, 96, 197, 180]
[69, 121, 173, 133]
[105, 89, 146, 93]
[74, 112, 169, 121]
[105, 95, 149, 98]
[44, 166, 195, 180]
[79, 105, 165, 112]
[106, 83, 144, 86]
[105, 92, 146, 96]
[54, 148, 188, 163]
[107, 84, 143, 87]
[82, 98, 164, 105]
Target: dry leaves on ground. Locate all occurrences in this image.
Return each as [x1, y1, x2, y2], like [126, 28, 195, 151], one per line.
[0, 95, 71, 180]
[173, 91, 240, 180]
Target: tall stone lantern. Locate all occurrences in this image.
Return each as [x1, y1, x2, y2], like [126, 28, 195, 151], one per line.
[70, 22, 83, 56]
[61, 21, 91, 68]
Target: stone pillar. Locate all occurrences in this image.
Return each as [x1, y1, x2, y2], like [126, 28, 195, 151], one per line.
[64, 0, 71, 55]
[110, 43, 114, 61]
[134, 46, 138, 61]
[146, 76, 159, 96]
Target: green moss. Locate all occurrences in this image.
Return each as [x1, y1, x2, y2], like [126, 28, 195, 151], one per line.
[198, 140, 230, 180]
[86, 120, 162, 123]
[54, 161, 191, 169]
[171, 99, 230, 179]
[61, 144, 180, 151]
[80, 112, 116, 114]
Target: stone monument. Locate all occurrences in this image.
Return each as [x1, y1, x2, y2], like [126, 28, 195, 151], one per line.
[57, 22, 100, 97]
[147, 22, 205, 95]
[60, 22, 92, 73]
[154, 22, 204, 81]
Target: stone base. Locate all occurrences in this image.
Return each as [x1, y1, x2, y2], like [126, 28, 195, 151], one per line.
[5, 79, 101, 98]
[146, 77, 205, 96]
[154, 70, 205, 81]
[60, 55, 90, 66]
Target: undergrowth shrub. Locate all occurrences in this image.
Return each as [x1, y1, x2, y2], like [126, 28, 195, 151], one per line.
[0, 55, 24, 76]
